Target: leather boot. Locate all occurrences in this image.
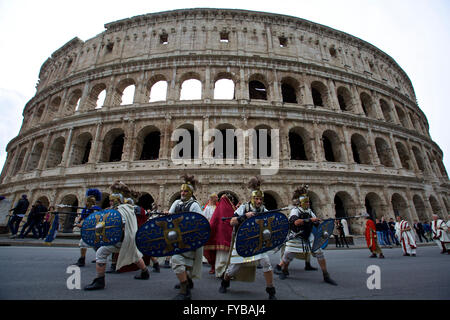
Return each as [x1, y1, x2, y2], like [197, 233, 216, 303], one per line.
[173, 281, 191, 300]
[279, 269, 289, 280]
[219, 278, 230, 293]
[152, 262, 160, 273]
[266, 286, 277, 300]
[84, 276, 105, 290]
[174, 277, 193, 289]
[134, 268, 150, 280]
[75, 257, 85, 267]
[323, 272, 337, 286]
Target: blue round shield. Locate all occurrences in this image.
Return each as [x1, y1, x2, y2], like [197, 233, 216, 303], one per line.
[135, 212, 211, 257]
[311, 218, 335, 252]
[236, 211, 289, 257]
[81, 209, 123, 247]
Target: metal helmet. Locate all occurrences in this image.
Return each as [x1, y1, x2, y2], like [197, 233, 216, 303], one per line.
[248, 176, 264, 207]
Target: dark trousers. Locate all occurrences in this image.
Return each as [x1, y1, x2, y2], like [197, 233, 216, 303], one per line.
[339, 234, 349, 247]
[334, 235, 342, 247]
[8, 215, 23, 235]
[19, 219, 41, 238]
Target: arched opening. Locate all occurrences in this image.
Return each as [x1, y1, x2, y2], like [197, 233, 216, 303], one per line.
[47, 96, 61, 120]
[351, 134, 371, 165]
[337, 86, 352, 112]
[429, 195, 442, 217]
[413, 195, 428, 221]
[281, 82, 297, 103]
[311, 81, 328, 108]
[214, 79, 235, 100]
[100, 129, 125, 163]
[60, 194, 78, 233]
[109, 135, 124, 162]
[137, 193, 155, 211]
[322, 130, 343, 162]
[46, 137, 65, 168]
[263, 192, 278, 211]
[360, 92, 375, 118]
[120, 84, 135, 105]
[252, 125, 272, 159]
[136, 126, 161, 161]
[26, 143, 44, 171]
[172, 124, 199, 160]
[249, 80, 267, 100]
[86, 83, 107, 110]
[71, 133, 93, 166]
[391, 193, 408, 218]
[395, 142, 411, 170]
[379, 99, 393, 122]
[365, 192, 383, 220]
[149, 80, 168, 102]
[13, 148, 27, 175]
[412, 146, 426, 171]
[395, 105, 409, 128]
[36, 196, 50, 208]
[375, 137, 394, 167]
[212, 124, 238, 160]
[289, 130, 307, 160]
[180, 79, 202, 100]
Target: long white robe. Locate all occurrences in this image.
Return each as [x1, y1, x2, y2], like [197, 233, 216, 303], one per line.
[395, 220, 416, 255]
[431, 219, 449, 251]
[116, 204, 143, 270]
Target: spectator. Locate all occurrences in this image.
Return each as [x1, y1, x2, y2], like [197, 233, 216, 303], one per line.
[413, 220, 428, 243]
[8, 194, 29, 238]
[422, 221, 432, 242]
[381, 217, 392, 248]
[41, 205, 54, 240]
[388, 217, 400, 245]
[18, 200, 46, 239]
[333, 220, 342, 247]
[336, 219, 349, 248]
[375, 218, 387, 247]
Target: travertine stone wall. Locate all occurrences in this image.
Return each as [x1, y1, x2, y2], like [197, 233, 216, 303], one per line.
[1, 9, 448, 235]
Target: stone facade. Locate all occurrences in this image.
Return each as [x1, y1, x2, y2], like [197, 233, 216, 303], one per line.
[1, 8, 449, 235]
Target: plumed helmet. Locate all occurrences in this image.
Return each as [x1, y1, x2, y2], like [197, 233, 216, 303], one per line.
[248, 176, 264, 206]
[293, 184, 309, 208]
[180, 174, 197, 199]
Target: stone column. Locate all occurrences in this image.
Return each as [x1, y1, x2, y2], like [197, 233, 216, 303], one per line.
[88, 122, 103, 164]
[342, 125, 353, 164]
[103, 75, 116, 108]
[388, 98, 401, 125]
[301, 73, 314, 107]
[350, 84, 364, 115]
[134, 72, 147, 104]
[37, 134, 52, 171]
[367, 128, 381, 165]
[237, 67, 249, 101]
[405, 139, 420, 172]
[271, 69, 282, 104]
[57, 88, 69, 118]
[203, 66, 213, 101]
[122, 119, 136, 162]
[327, 79, 340, 111]
[313, 122, 325, 161]
[388, 133, 402, 169]
[405, 188, 419, 222]
[78, 80, 91, 113]
[59, 128, 73, 169]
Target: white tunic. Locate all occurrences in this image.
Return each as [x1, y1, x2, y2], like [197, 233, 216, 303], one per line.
[285, 207, 317, 254]
[431, 219, 449, 251]
[395, 220, 417, 254]
[202, 203, 216, 221]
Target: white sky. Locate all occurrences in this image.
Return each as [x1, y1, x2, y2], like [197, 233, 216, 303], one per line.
[0, 0, 449, 173]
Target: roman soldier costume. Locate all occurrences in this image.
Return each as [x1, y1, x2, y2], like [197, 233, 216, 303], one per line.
[219, 176, 277, 300]
[84, 181, 149, 290]
[169, 174, 204, 300]
[74, 188, 102, 267]
[276, 185, 337, 285]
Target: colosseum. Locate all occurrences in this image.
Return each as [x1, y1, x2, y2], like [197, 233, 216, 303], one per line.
[0, 8, 448, 235]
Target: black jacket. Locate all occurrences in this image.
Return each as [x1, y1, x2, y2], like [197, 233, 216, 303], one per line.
[12, 198, 29, 215]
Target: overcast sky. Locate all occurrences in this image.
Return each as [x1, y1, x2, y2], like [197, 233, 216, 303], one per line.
[0, 0, 449, 173]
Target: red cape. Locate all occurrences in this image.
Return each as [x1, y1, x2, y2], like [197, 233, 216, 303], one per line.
[365, 219, 377, 251]
[204, 195, 235, 252]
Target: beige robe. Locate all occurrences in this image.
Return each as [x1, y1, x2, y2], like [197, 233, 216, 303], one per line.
[116, 204, 143, 270]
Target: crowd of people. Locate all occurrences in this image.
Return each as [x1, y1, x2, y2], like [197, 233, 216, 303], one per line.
[2, 176, 449, 300]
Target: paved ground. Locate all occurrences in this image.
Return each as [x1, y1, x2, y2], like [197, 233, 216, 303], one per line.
[0, 233, 447, 302]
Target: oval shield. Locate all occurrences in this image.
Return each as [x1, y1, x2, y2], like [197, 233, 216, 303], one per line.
[311, 218, 335, 252]
[236, 211, 289, 257]
[81, 209, 123, 247]
[135, 212, 211, 257]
